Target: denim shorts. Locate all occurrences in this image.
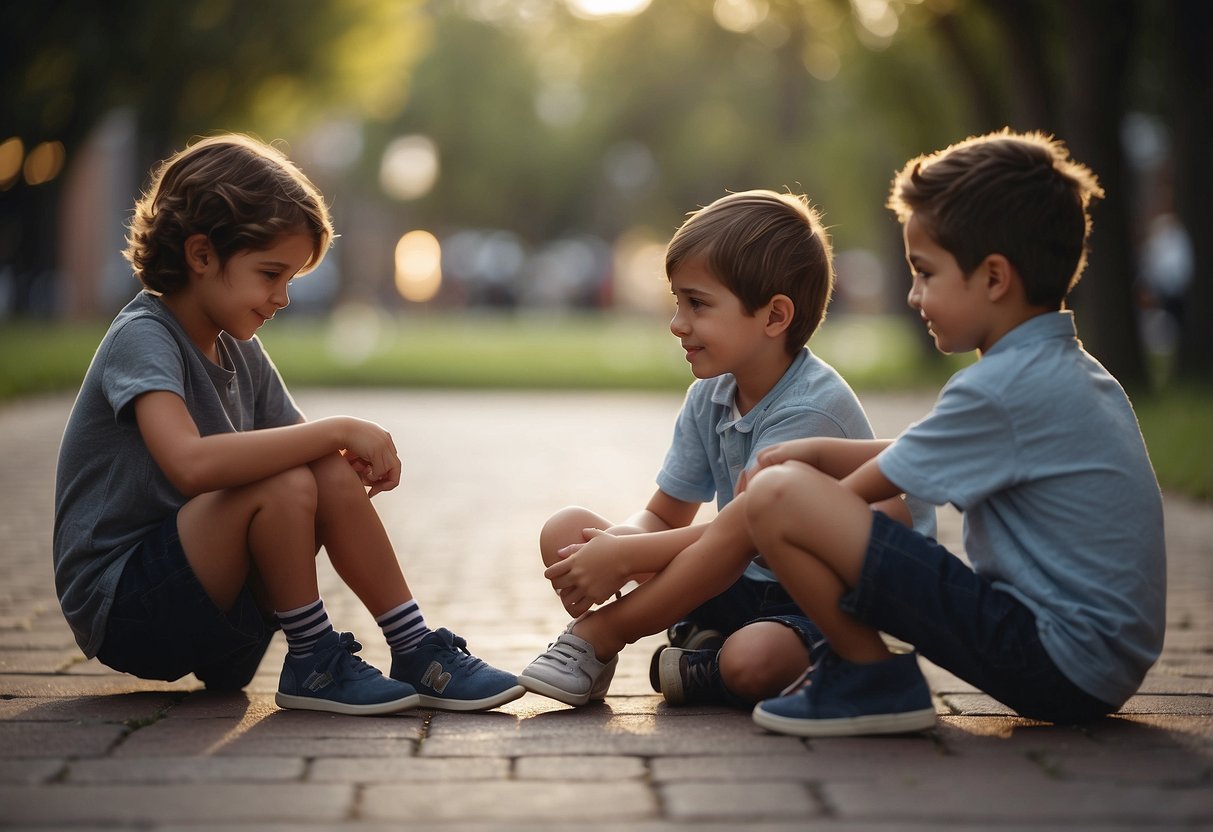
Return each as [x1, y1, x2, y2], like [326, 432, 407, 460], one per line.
[686, 573, 826, 656]
[96, 511, 277, 688]
[840, 511, 1115, 723]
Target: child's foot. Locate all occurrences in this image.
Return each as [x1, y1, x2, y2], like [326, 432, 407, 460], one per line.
[658, 648, 752, 708]
[648, 620, 724, 692]
[390, 628, 525, 711]
[275, 631, 420, 716]
[752, 649, 936, 737]
[518, 630, 617, 706]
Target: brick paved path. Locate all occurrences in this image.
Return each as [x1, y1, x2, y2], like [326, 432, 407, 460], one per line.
[1, 389, 1210, 829]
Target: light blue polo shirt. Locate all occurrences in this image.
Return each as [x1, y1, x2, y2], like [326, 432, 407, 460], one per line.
[878, 311, 1166, 706]
[658, 348, 936, 580]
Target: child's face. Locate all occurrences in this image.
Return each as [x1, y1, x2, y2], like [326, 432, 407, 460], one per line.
[199, 233, 314, 341]
[668, 257, 773, 380]
[902, 215, 992, 355]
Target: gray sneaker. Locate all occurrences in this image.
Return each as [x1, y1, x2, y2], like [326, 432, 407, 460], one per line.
[519, 631, 617, 706]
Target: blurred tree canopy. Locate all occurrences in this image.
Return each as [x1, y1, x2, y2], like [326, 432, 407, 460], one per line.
[2, 0, 1209, 388]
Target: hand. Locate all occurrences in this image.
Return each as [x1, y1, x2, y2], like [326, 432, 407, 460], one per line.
[544, 529, 629, 617]
[738, 438, 820, 493]
[338, 417, 401, 497]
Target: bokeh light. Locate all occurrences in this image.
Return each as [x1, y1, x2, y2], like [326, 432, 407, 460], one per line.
[0, 138, 23, 190]
[380, 135, 439, 201]
[23, 141, 65, 186]
[395, 230, 443, 303]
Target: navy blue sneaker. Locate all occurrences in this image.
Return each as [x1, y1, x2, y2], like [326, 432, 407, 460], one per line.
[276, 631, 420, 716]
[391, 628, 525, 711]
[648, 620, 724, 692]
[752, 649, 936, 737]
[658, 648, 752, 708]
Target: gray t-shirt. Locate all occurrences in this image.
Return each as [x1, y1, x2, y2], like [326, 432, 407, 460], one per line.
[657, 348, 936, 580]
[53, 291, 303, 657]
[878, 311, 1166, 706]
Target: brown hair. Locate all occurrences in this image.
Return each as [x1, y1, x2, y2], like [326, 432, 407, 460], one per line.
[887, 129, 1104, 308]
[665, 190, 834, 354]
[124, 134, 334, 293]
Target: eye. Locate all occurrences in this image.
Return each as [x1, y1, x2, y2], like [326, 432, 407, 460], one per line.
[687, 296, 705, 309]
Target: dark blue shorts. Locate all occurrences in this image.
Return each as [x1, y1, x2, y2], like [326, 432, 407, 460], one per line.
[686, 573, 826, 656]
[96, 511, 277, 689]
[840, 511, 1115, 723]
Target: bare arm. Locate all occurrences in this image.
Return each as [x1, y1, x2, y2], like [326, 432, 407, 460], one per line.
[611, 489, 701, 535]
[134, 390, 402, 497]
[746, 436, 908, 521]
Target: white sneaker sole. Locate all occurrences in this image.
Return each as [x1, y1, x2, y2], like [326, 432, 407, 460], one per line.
[416, 684, 527, 712]
[752, 704, 936, 737]
[275, 690, 421, 716]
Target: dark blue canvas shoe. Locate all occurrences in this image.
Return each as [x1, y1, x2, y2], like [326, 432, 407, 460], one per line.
[276, 631, 421, 716]
[752, 649, 936, 737]
[391, 628, 525, 711]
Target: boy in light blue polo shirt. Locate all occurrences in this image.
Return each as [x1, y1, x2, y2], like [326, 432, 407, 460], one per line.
[521, 190, 933, 708]
[745, 130, 1166, 736]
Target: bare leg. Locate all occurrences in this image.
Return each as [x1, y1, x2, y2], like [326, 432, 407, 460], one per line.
[177, 465, 320, 613]
[718, 622, 810, 702]
[572, 496, 756, 657]
[307, 452, 414, 618]
[744, 462, 891, 664]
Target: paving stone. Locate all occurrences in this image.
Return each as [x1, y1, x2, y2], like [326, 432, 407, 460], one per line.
[0, 720, 126, 757]
[823, 775, 1213, 824]
[515, 754, 647, 780]
[361, 781, 658, 822]
[0, 784, 353, 825]
[660, 780, 821, 820]
[310, 756, 509, 782]
[0, 692, 178, 722]
[66, 756, 306, 784]
[0, 758, 64, 784]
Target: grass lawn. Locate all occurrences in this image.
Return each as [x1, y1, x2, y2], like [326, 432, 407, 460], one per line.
[2, 312, 1208, 500]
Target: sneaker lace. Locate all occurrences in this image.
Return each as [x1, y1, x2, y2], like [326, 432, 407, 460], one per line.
[435, 629, 486, 672]
[540, 637, 590, 669]
[324, 632, 379, 681]
[682, 651, 717, 690]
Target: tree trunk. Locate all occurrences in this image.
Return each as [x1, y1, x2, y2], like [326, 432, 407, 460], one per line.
[1060, 0, 1149, 390]
[1169, 0, 1213, 383]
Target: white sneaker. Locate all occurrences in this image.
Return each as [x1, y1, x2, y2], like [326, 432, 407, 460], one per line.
[519, 631, 617, 706]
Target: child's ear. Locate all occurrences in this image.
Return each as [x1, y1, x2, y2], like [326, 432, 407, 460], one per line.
[183, 234, 215, 275]
[764, 294, 794, 336]
[983, 254, 1016, 302]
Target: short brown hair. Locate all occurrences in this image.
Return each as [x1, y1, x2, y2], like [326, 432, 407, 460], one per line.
[124, 134, 334, 294]
[887, 129, 1103, 308]
[665, 190, 834, 354]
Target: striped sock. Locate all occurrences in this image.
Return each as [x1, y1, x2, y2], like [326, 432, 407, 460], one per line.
[377, 600, 430, 656]
[275, 599, 334, 657]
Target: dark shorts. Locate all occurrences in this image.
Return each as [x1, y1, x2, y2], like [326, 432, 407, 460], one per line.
[686, 573, 826, 657]
[840, 511, 1115, 723]
[96, 511, 277, 689]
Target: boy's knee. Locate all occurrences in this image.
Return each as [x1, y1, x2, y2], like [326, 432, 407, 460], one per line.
[744, 466, 798, 533]
[540, 506, 603, 566]
[718, 625, 808, 702]
[263, 465, 318, 512]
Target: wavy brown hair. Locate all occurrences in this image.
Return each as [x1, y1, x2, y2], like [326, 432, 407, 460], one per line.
[124, 134, 334, 294]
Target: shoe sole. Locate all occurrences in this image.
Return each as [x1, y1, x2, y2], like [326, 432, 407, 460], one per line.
[751, 704, 937, 737]
[416, 684, 527, 712]
[518, 673, 594, 707]
[275, 691, 421, 716]
[658, 648, 690, 705]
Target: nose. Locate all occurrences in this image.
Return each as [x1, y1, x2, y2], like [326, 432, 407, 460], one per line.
[670, 307, 690, 338]
[906, 278, 922, 311]
[272, 283, 291, 310]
